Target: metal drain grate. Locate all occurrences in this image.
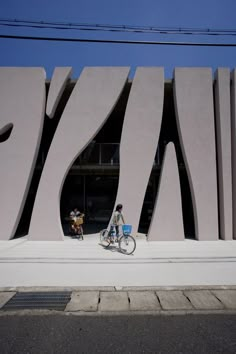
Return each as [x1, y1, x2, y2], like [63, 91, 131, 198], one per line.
[2, 291, 72, 311]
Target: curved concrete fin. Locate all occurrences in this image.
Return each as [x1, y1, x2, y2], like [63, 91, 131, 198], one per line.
[46, 67, 72, 118]
[215, 69, 233, 240]
[112, 67, 164, 236]
[231, 69, 236, 240]
[148, 142, 185, 241]
[173, 68, 218, 240]
[28, 67, 130, 240]
[0, 68, 46, 240]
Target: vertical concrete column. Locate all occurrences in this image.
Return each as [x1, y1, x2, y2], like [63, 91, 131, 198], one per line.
[148, 142, 185, 241]
[214, 68, 233, 240]
[231, 69, 236, 240]
[0, 68, 46, 240]
[113, 67, 164, 236]
[173, 68, 218, 240]
[28, 67, 130, 240]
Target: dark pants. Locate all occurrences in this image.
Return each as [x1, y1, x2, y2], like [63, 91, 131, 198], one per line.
[115, 225, 119, 237]
[109, 225, 119, 237]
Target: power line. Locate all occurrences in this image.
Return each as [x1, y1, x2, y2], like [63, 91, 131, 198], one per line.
[1, 18, 236, 37]
[1, 34, 236, 46]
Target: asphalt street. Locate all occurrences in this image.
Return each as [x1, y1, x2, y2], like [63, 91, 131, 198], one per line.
[0, 314, 236, 353]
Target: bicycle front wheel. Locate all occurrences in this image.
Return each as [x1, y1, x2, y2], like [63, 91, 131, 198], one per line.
[99, 229, 110, 247]
[80, 230, 84, 240]
[119, 235, 136, 255]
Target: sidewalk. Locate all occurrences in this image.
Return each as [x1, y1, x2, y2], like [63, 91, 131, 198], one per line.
[0, 235, 236, 314]
[0, 235, 236, 288]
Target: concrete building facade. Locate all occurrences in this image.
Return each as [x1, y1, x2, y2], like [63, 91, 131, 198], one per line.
[0, 66, 235, 241]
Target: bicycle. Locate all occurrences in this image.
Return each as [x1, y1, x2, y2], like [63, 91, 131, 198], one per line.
[100, 224, 136, 255]
[70, 214, 84, 240]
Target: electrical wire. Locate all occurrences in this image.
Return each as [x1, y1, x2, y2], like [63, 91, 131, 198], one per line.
[1, 33, 236, 46]
[0, 18, 236, 37]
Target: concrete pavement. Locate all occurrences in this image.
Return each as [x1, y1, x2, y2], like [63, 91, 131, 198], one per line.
[0, 288, 236, 315]
[0, 234, 236, 313]
[0, 234, 236, 288]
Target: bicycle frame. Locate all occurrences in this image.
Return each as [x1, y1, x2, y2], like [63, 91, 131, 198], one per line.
[100, 224, 136, 255]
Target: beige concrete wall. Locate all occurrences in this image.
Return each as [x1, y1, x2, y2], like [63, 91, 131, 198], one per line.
[28, 67, 130, 240]
[0, 66, 235, 243]
[112, 67, 164, 236]
[0, 68, 46, 240]
[46, 67, 72, 119]
[214, 69, 233, 240]
[148, 142, 185, 241]
[231, 69, 236, 240]
[174, 68, 219, 240]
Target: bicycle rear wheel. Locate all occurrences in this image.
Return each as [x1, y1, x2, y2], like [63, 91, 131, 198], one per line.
[79, 230, 84, 240]
[100, 229, 110, 247]
[77, 226, 83, 240]
[119, 235, 136, 255]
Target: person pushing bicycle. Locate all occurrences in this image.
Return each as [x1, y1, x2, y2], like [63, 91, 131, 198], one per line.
[110, 204, 125, 242]
[100, 204, 136, 254]
[69, 207, 84, 238]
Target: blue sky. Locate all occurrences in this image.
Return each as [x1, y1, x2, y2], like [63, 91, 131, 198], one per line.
[0, 0, 236, 79]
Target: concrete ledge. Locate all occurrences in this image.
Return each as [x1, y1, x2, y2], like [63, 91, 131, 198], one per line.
[128, 291, 161, 311]
[1, 285, 236, 292]
[99, 292, 129, 312]
[212, 290, 236, 309]
[184, 290, 224, 310]
[0, 292, 16, 309]
[1, 289, 236, 315]
[65, 291, 99, 312]
[156, 290, 193, 310]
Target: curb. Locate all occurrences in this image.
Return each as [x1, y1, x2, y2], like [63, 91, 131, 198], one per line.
[0, 288, 236, 315]
[0, 285, 236, 292]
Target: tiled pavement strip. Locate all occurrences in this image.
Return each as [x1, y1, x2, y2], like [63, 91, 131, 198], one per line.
[0, 288, 236, 315]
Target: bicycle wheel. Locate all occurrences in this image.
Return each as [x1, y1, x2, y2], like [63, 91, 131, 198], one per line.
[79, 230, 84, 240]
[99, 229, 110, 247]
[119, 235, 136, 255]
[77, 226, 83, 240]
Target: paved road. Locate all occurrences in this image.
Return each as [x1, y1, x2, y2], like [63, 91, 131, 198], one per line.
[0, 314, 236, 353]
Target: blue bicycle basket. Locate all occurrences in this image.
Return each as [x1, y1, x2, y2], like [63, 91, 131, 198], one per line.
[122, 224, 132, 235]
